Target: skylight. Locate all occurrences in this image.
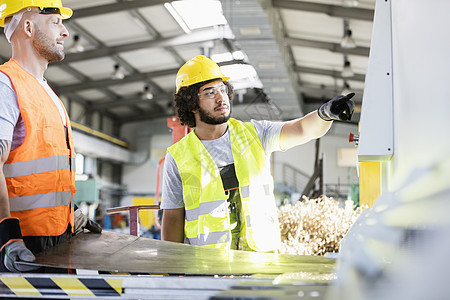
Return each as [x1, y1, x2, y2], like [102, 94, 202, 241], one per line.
[165, 0, 228, 33]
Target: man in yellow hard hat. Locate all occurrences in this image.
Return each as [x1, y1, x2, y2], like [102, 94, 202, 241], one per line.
[0, 0, 101, 273]
[161, 55, 354, 252]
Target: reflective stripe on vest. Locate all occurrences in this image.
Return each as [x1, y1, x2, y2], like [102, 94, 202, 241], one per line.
[240, 185, 249, 198]
[3, 155, 70, 178]
[187, 231, 230, 246]
[9, 191, 72, 211]
[185, 199, 227, 222]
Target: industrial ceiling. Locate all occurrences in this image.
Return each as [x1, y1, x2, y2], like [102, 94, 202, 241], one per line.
[0, 0, 374, 136]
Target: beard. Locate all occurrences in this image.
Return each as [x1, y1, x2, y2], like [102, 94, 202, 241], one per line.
[33, 25, 65, 63]
[198, 105, 231, 125]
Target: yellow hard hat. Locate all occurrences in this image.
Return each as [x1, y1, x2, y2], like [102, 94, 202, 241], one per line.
[175, 55, 230, 93]
[0, 0, 73, 27]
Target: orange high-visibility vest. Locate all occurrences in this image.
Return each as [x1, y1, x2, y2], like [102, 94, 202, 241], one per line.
[1, 59, 75, 237]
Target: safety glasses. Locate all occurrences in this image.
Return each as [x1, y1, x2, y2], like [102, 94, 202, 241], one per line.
[198, 85, 228, 100]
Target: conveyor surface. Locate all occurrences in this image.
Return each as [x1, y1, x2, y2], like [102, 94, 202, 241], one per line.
[28, 231, 336, 276]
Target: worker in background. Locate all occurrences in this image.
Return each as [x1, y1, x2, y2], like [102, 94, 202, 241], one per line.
[95, 204, 105, 228]
[161, 55, 354, 252]
[0, 0, 102, 273]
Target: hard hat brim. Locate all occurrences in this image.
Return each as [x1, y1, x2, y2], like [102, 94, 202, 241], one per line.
[59, 7, 73, 19]
[0, 6, 73, 27]
[176, 76, 230, 93]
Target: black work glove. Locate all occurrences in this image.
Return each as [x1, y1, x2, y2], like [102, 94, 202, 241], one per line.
[1, 217, 39, 272]
[318, 92, 355, 121]
[74, 206, 102, 235]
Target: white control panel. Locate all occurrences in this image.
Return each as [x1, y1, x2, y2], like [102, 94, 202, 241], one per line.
[357, 0, 394, 162]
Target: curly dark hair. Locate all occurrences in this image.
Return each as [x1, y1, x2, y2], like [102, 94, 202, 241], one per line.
[173, 79, 234, 128]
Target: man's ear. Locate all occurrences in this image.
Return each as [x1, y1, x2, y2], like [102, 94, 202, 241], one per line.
[23, 20, 33, 38]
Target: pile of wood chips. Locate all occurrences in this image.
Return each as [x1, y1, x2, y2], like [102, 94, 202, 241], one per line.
[278, 195, 365, 256]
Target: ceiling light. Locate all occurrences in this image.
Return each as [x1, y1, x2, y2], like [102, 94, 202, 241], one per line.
[341, 57, 354, 78]
[111, 64, 125, 80]
[232, 51, 245, 60]
[234, 89, 246, 104]
[211, 51, 246, 64]
[342, 0, 359, 7]
[68, 34, 84, 53]
[220, 63, 263, 90]
[270, 87, 286, 93]
[142, 85, 153, 100]
[221, 64, 258, 81]
[211, 52, 233, 63]
[341, 81, 353, 95]
[341, 20, 357, 49]
[258, 62, 276, 69]
[341, 29, 357, 48]
[239, 27, 261, 36]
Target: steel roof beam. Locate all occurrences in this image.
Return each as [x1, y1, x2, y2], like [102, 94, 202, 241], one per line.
[299, 85, 363, 103]
[55, 28, 235, 64]
[285, 36, 370, 57]
[293, 65, 366, 82]
[92, 95, 170, 110]
[272, 0, 374, 21]
[55, 61, 365, 97]
[67, 0, 168, 20]
[119, 111, 171, 124]
[54, 68, 179, 95]
[54, 59, 244, 95]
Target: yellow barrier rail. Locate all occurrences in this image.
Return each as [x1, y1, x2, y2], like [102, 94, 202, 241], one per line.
[71, 121, 129, 148]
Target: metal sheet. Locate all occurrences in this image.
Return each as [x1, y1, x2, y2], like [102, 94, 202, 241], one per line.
[31, 231, 336, 276]
[212, 283, 329, 300]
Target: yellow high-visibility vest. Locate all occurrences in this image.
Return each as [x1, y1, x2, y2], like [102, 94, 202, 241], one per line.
[168, 118, 281, 251]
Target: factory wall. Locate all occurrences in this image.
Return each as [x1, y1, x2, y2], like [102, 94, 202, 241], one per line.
[120, 119, 172, 206]
[273, 122, 359, 199]
[121, 133, 170, 195]
[61, 95, 117, 137]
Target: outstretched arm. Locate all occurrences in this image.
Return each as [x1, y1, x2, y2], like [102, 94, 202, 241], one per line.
[279, 110, 332, 150]
[279, 93, 355, 150]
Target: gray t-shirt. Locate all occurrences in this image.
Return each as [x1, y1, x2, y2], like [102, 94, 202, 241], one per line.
[160, 120, 284, 209]
[0, 71, 67, 150]
[0, 72, 21, 148]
